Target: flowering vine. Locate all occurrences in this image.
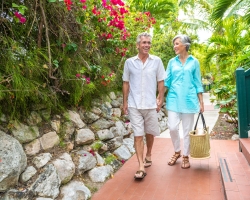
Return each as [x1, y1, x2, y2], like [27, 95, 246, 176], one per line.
[76, 73, 91, 84]
[101, 72, 116, 86]
[12, 3, 27, 24]
[14, 12, 27, 23]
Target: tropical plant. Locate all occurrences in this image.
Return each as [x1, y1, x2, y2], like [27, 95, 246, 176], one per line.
[211, 0, 250, 25]
[205, 16, 250, 125]
[0, 0, 157, 118]
[126, 0, 178, 33]
[205, 17, 250, 76]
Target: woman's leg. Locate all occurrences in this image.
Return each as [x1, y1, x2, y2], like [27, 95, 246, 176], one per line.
[167, 110, 181, 152]
[181, 113, 195, 156]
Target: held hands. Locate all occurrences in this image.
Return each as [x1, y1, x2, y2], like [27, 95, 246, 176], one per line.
[156, 97, 163, 113]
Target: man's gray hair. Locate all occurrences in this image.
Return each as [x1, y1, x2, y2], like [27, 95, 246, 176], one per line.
[136, 32, 152, 44]
[172, 34, 191, 51]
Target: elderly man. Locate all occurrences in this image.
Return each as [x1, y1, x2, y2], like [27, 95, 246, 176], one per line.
[122, 32, 166, 179]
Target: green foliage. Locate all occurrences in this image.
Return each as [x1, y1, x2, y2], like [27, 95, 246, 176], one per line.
[150, 33, 176, 67]
[205, 16, 250, 123]
[3, 0, 249, 122]
[104, 154, 117, 165]
[210, 0, 250, 25]
[210, 84, 238, 128]
[127, 0, 178, 32]
[91, 141, 103, 151]
[0, 0, 163, 118]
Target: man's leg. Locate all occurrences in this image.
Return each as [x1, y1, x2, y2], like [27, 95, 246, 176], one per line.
[128, 108, 146, 178]
[143, 109, 159, 167]
[134, 136, 145, 178]
[145, 133, 154, 162]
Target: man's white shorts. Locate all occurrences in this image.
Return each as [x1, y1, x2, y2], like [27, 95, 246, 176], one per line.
[128, 107, 160, 137]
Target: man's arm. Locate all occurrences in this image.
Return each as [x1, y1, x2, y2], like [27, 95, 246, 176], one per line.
[156, 80, 165, 112]
[123, 81, 129, 115]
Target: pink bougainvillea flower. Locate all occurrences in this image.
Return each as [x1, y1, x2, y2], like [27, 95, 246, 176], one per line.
[64, 0, 72, 10]
[89, 149, 95, 156]
[19, 17, 26, 24]
[82, 5, 87, 9]
[151, 17, 156, 24]
[109, 72, 115, 77]
[111, 0, 124, 6]
[92, 6, 101, 15]
[85, 77, 91, 84]
[80, 0, 86, 2]
[92, 6, 97, 14]
[75, 73, 81, 78]
[121, 160, 125, 164]
[119, 7, 128, 15]
[110, 10, 118, 16]
[144, 11, 151, 16]
[14, 12, 27, 24]
[84, 154, 87, 156]
[14, 12, 21, 18]
[106, 33, 113, 39]
[102, 0, 107, 7]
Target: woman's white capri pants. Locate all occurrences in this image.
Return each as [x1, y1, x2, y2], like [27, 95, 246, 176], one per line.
[167, 110, 195, 156]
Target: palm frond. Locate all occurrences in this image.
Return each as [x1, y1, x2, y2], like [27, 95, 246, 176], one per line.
[245, 8, 250, 24]
[210, 0, 246, 25]
[180, 18, 211, 31]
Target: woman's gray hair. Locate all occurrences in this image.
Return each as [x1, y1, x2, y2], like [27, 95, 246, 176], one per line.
[172, 34, 191, 51]
[136, 32, 152, 44]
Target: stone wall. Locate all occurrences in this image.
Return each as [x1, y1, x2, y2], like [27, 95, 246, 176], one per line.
[0, 92, 168, 200]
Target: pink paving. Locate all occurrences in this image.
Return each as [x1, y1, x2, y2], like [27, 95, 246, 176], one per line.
[91, 139, 244, 200]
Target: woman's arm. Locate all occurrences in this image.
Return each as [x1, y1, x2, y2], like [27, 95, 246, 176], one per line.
[198, 93, 204, 113]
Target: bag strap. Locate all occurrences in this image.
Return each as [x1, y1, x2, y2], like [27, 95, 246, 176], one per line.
[194, 112, 207, 130]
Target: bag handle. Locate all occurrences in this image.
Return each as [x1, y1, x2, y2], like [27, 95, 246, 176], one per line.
[194, 112, 207, 131]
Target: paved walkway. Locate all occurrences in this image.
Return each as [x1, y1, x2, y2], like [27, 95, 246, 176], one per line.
[91, 93, 239, 200]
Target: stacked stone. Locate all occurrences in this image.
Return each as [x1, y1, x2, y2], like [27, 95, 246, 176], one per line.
[0, 92, 168, 199]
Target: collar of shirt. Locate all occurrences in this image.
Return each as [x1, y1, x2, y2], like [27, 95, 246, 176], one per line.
[133, 54, 154, 61]
[175, 55, 194, 62]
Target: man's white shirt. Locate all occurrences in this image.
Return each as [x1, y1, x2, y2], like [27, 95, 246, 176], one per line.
[122, 54, 166, 109]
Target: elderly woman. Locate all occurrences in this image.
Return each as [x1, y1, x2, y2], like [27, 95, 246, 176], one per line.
[164, 34, 204, 169]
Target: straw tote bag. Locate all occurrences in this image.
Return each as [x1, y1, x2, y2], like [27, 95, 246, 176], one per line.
[189, 112, 210, 159]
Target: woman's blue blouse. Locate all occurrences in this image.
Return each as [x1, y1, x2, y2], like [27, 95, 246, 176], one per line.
[164, 55, 203, 113]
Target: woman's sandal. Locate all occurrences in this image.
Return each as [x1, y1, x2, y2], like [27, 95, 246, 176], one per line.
[168, 151, 181, 166]
[181, 156, 190, 169]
